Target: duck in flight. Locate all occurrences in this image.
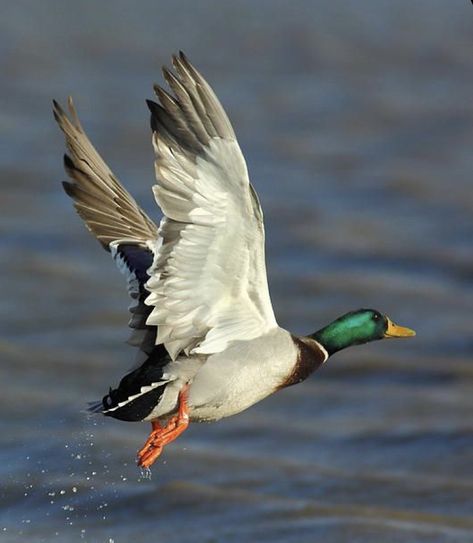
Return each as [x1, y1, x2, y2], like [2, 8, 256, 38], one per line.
[54, 52, 415, 469]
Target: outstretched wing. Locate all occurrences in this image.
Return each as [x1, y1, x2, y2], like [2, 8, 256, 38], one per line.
[145, 52, 277, 360]
[53, 97, 158, 249]
[53, 98, 160, 358]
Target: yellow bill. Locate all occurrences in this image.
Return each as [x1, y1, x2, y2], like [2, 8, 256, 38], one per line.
[384, 317, 416, 338]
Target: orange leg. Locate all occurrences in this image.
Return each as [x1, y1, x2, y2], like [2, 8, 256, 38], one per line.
[137, 384, 190, 469]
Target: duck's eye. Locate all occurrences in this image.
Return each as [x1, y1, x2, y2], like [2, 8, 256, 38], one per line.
[373, 314, 380, 321]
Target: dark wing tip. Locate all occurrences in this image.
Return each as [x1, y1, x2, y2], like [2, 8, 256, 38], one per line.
[146, 99, 160, 132]
[146, 98, 159, 113]
[53, 96, 82, 132]
[63, 153, 74, 169]
[62, 180, 75, 198]
[178, 51, 195, 73]
[52, 99, 64, 122]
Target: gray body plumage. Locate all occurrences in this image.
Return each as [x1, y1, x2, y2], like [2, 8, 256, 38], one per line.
[147, 328, 299, 422]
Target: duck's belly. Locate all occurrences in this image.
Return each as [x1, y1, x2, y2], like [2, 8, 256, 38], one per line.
[187, 327, 298, 422]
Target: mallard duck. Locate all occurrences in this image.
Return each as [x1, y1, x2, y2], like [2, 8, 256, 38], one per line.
[54, 52, 415, 469]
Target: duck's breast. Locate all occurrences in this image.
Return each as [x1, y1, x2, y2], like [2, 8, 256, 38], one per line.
[188, 327, 298, 421]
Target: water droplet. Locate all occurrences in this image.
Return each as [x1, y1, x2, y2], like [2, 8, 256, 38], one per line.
[140, 467, 152, 480]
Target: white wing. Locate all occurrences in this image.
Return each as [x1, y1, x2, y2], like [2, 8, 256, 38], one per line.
[145, 52, 277, 360]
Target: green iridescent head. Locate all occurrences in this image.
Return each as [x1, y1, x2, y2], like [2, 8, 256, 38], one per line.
[311, 309, 415, 356]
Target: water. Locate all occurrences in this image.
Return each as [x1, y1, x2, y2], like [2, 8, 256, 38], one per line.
[1, 1, 473, 541]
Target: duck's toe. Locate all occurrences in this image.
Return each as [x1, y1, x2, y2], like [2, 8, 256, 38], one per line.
[136, 384, 190, 469]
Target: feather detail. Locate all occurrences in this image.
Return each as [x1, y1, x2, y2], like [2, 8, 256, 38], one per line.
[53, 97, 158, 250]
[145, 53, 277, 360]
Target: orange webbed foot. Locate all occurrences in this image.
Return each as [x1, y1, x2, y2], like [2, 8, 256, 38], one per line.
[137, 384, 190, 469]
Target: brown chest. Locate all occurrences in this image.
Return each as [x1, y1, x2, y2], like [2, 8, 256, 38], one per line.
[279, 336, 327, 389]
